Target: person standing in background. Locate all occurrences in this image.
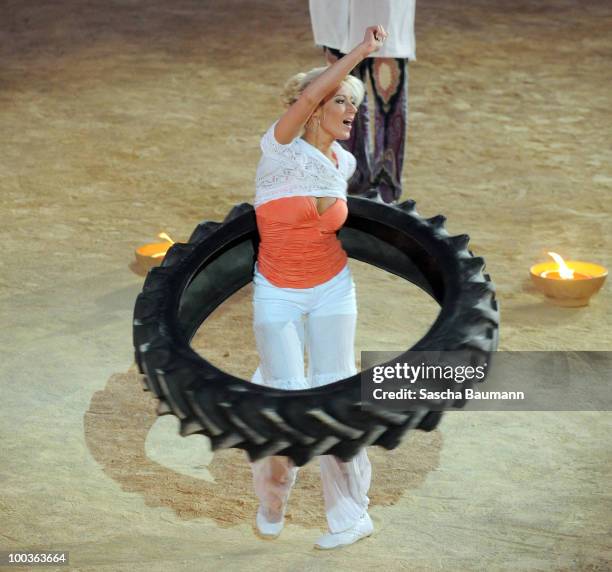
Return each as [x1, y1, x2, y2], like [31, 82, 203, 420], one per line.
[309, 0, 416, 203]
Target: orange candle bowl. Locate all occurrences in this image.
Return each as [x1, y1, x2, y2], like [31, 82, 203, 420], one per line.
[530, 260, 607, 307]
[130, 233, 175, 277]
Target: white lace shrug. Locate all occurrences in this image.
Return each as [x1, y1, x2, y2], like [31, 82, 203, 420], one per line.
[254, 122, 357, 209]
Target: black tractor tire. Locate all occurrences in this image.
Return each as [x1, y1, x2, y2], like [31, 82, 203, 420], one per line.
[133, 197, 499, 466]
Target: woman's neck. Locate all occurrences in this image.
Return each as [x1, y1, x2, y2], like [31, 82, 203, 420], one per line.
[302, 129, 334, 157]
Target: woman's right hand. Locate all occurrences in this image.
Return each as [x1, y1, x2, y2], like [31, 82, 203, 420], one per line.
[360, 25, 388, 57]
[274, 25, 387, 144]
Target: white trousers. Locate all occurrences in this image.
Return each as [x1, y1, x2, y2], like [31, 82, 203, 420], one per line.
[250, 264, 372, 533]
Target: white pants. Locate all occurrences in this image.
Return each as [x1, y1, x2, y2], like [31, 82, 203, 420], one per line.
[250, 264, 372, 533]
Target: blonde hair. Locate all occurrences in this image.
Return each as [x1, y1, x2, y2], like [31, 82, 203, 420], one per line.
[281, 66, 365, 108]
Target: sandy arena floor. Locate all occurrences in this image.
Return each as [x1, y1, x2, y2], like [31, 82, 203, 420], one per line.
[1, 1, 611, 570]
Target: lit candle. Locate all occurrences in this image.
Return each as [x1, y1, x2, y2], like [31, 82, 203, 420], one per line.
[130, 232, 175, 276]
[530, 252, 607, 307]
[539, 252, 591, 280]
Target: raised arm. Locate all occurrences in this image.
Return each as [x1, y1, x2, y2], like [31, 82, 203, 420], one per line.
[274, 25, 388, 144]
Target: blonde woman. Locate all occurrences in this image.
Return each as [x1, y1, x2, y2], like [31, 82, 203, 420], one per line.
[250, 25, 388, 549]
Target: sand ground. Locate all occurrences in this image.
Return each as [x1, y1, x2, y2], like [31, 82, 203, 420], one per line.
[1, 1, 611, 570]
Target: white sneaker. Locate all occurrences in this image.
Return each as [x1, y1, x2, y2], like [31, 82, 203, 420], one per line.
[314, 513, 374, 550]
[255, 506, 284, 539]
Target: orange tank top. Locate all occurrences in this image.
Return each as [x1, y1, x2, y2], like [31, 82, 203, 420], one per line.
[255, 196, 348, 288]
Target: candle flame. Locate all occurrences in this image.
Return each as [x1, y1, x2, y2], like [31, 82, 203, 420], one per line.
[158, 232, 175, 244]
[547, 251, 574, 280]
